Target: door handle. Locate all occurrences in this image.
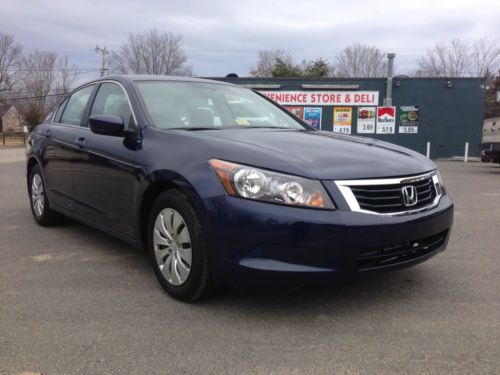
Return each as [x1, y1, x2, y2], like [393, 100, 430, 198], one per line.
[74, 137, 87, 148]
[43, 129, 52, 138]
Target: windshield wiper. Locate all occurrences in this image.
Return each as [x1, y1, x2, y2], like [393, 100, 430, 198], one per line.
[237, 126, 300, 130]
[169, 127, 220, 131]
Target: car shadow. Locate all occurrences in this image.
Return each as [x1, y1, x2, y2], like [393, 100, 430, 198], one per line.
[483, 164, 500, 174]
[58, 217, 150, 265]
[59, 216, 441, 318]
[198, 267, 431, 311]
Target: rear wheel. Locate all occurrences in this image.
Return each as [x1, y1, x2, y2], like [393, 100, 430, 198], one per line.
[148, 190, 212, 302]
[29, 165, 64, 226]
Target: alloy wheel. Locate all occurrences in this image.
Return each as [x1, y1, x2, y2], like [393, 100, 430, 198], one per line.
[153, 208, 192, 286]
[31, 173, 44, 217]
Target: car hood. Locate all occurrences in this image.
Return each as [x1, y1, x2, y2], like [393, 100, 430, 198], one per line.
[178, 128, 435, 180]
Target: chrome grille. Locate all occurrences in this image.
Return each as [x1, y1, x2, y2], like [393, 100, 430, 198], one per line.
[350, 177, 436, 213]
[335, 172, 442, 215]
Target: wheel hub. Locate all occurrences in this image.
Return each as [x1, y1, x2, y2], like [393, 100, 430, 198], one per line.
[153, 208, 192, 286]
[31, 173, 44, 217]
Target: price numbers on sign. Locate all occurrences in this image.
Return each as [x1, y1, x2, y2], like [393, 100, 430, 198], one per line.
[335, 126, 351, 134]
[379, 126, 394, 134]
[399, 126, 418, 134]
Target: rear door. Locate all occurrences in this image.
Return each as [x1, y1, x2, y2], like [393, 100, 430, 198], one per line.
[71, 82, 139, 237]
[42, 84, 96, 210]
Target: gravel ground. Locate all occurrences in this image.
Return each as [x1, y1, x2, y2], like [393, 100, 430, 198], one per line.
[0, 154, 499, 375]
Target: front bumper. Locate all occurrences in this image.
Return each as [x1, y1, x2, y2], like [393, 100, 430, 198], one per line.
[202, 193, 453, 288]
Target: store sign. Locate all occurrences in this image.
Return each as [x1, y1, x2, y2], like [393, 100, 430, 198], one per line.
[303, 107, 322, 129]
[376, 106, 396, 134]
[333, 107, 352, 134]
[399, 106, 419, 134]
[260, 91, 379, 106]
[357, 107, 376, 134]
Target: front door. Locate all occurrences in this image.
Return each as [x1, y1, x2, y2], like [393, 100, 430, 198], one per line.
[71, 82, 139, 237]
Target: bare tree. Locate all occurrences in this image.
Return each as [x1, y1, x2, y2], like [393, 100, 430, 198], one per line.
[110, 29, 192, 76]
[418, 39, 471, 77]
[417, 38, 500, 77]
[470, 38, 500, 77]
[0, 33, 22, 92]
[249, 49, 294, 77]
[19, 49, 57, 125]
[21, 49, 57, 100]
[55, 55, 79, 94]
[334, 43, 388, 78]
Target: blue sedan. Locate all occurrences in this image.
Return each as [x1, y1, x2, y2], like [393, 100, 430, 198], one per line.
[26, 75, 453, 301]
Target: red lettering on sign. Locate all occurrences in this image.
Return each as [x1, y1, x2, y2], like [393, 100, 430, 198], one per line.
[261, 91, 378, 105]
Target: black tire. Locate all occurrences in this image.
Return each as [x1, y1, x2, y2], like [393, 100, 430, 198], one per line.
[28, 165, 64, 226]
[148, 189, 212, 302]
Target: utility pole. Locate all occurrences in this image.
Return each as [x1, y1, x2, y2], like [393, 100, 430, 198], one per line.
[95, 45, 109, 77]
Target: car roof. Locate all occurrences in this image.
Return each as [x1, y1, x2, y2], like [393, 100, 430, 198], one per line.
[91, 74, 235, 86]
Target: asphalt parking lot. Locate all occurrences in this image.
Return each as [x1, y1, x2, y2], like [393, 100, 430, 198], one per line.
[0, 148, 499, 375]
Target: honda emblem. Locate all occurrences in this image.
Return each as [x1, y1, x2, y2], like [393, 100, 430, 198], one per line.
[402, 185, 418, 207]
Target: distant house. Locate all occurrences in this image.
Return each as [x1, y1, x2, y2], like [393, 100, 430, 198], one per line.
[0, 104, 23, 133]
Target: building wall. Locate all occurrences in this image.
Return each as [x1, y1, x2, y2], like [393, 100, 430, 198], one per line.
[1, 106, 23, 133]
[214, 77, 485, 158]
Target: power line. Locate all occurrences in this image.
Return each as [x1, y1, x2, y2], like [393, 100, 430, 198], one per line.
[1, 88, 74, 96]
[0, 92, 68, 103]
[7, 68, 100, 73]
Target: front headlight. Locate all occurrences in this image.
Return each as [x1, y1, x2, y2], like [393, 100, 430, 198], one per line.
[208, 159, 335, 209]
[434, 170, 446, 195]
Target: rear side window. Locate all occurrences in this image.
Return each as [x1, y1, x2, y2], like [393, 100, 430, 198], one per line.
[60, 85, 95, 126]
[90, 83, 133, 129]
[53, 97, 69, 123]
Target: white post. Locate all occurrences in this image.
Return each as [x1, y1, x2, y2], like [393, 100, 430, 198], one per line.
[426, 142, 431, 159]
[464, 142, 469, 163]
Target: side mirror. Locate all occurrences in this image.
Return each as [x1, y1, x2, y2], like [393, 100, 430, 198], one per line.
[89, 115, 124, 136]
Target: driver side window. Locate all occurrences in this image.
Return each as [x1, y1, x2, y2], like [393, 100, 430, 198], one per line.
[90, 82, 133, 129]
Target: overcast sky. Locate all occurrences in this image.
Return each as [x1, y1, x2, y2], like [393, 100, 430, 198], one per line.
[1, 0, 499, 81]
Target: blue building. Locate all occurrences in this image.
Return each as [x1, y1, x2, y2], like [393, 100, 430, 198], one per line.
[214, 77, 485, 158]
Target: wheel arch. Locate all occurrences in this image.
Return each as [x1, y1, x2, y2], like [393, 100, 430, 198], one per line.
[26, 156, 42, 188]
[136, 171, 209, 251]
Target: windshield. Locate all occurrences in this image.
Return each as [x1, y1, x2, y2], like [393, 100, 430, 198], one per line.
[134, 80, 306, 130]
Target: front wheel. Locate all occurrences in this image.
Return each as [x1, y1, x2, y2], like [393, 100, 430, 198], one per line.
[28, 165, 64, 226]
[148, 190, 212, 302]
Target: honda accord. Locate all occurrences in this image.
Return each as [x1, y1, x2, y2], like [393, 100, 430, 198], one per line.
[26, 75, 453, 301]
